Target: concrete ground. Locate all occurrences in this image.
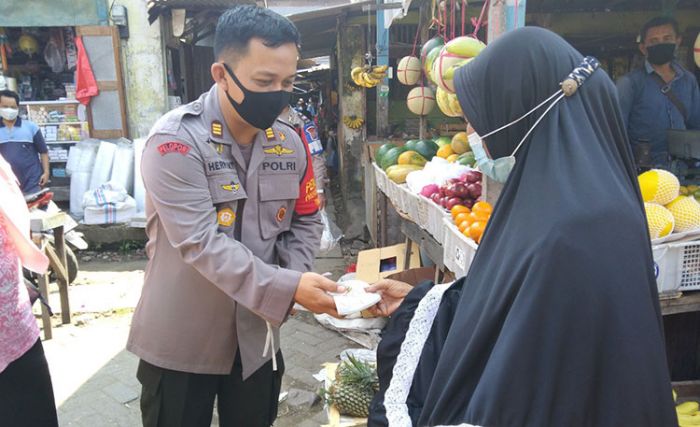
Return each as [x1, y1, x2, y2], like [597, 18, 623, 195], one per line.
[38, 222, 369, 426]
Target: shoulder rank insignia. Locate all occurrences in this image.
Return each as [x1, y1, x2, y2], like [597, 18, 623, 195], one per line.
[265, 128, 276, 141]
[264, 144, 294, 156]
[211, 120, 223, 137]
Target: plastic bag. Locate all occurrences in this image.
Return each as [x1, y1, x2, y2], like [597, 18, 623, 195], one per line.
[319, 208, 343, 253]
[43, 37, 65, 73]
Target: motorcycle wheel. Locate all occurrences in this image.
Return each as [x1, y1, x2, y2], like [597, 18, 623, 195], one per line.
[49, 246, 79, 284]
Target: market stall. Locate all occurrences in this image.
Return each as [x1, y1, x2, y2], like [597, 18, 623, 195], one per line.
[361, 4, 700, 418]
[0, 25, 128, 202]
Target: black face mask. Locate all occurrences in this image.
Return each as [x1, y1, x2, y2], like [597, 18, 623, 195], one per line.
[646, 43, 676, 65]
[222, 63, 292, 130]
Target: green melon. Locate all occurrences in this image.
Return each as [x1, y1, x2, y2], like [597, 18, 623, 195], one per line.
[375, 143, 397, 165]
[380, 146, 408, 170]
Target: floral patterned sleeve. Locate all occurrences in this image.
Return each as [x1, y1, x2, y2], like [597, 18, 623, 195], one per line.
[0, 215, 40, 373]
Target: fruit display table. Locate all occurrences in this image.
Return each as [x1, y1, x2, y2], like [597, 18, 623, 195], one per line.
[661, 292, 700, 385]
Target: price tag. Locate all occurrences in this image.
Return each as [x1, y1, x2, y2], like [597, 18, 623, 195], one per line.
[455, 247, 466, 267]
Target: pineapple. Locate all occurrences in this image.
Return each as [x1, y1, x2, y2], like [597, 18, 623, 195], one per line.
[322, 356, 379, 418]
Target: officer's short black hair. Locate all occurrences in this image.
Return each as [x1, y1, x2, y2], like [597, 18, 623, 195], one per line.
[214, 5, 301, 61]
[640, 16, 680, 42]
[0, 90, 20, 106]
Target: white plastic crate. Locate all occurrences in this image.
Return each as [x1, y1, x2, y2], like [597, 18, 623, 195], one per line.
[403, 188, 422, 223]
[416, 195, 430, 227]
[442, 218, 479, 278]
[653, 240, 700, 295]
[425, 198, 449, 244]
[373, 162, 388, 193]
[386, 179, 405, 213]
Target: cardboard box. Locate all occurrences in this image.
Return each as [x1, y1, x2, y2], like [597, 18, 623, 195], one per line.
[386, 266, 456, 286]
[355, 243, 421, 284]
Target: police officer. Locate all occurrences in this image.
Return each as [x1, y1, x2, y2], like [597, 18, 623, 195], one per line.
[282, 106, 328, 209]
[127, 6, 342, 427]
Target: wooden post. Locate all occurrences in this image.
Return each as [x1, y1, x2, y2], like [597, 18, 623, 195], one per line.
[487, 0, 527, 43]
[38, 274, 52, 340]
[418, 0, 431, 139]
[54, 226, 71, 325]
[484, 0, 526, 204]
[376, 0, 390, 137]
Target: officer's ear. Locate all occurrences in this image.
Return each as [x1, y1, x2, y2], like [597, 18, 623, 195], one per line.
[638, 42, 647, 57]
[211, 63, 229, 91]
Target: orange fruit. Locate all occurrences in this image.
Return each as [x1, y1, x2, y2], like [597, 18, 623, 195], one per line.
[436, 144, 455, 159]
[472, 201, 493, 216]
[462, 228, 471, 239]
[469, 221, 487, 242]
[469, 211, 489, 223]
[454, 212, 472, 227]
[451, 205, 470, 219]
[458, 220, 471, 233]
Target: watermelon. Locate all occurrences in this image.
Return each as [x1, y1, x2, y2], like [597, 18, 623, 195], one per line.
[414, 139, 439, 161]
[404, 139, 420, 152]
[420, 36, 445, 68]
[380, 146, 408, 170]
[375, 143, 397, 165]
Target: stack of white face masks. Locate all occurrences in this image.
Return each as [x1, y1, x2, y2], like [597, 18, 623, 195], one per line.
[330, 280, 381, 317]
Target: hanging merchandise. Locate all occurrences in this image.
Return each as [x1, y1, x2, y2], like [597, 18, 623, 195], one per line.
[407, 86, 436, 116]
[433, 38, 486, 93]
[350, 64, 389, 89]
[43, 29, 67, 74]
[349, 4, 389, 89]
[436, 87, 463, 117]
[75, 36, 98, 105]
[64, 27, 78, 70]
[18, 34, 39, 57]
[397, 11, 425, 86]
[421, 36, 445, 84]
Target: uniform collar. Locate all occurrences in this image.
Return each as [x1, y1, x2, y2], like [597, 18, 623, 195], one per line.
[644, 60, 683, 78]
[0, 116, 21, 128]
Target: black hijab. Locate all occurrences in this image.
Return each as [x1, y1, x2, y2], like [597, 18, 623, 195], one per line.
[417, 27, 676, 426]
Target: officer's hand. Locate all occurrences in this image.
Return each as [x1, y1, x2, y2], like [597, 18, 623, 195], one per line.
[39, 173, 49, 187]
[294, 272, 345, 318]
[366, 279, 412, 317]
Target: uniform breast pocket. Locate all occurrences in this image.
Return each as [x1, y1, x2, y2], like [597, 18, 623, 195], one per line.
[259, 175, 299, 240]
[204, 157, 246, 205]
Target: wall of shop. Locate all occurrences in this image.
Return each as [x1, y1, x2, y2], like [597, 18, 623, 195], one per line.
[0, 0, 108, 27]
[115, 0, 169, 139]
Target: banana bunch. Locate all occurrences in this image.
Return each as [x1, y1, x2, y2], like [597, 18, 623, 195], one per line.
[676, 394, 700, 426]
[342, 115, 364, 130]
[351, 65, 389, 88]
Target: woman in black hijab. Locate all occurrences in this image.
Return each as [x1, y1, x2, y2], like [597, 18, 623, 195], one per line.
[368, 27, 677, 426]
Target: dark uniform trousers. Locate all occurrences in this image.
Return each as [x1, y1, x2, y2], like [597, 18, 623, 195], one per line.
[137, 351, 284, 427]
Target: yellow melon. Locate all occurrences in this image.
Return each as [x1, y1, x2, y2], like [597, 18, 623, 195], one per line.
[665, 196, 700, 233]
[644, 202, 675, 239]
[638, 169, 680, 205]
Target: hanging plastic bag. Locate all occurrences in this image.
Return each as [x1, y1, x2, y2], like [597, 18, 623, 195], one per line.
[320, 208, 343, 254]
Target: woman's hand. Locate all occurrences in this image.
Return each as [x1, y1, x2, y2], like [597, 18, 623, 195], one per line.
[366, 279, 413, 317]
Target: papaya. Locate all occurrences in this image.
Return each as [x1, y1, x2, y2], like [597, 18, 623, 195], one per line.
[375, 143, 397, 165]
[414, 139, 439, 160]
[380, 146, 408, 170]
[386, 164, 423, 184]
[398, 150, 428, 167]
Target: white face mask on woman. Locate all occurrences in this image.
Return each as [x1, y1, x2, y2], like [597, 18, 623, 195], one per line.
[467, 56, 601, 184]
